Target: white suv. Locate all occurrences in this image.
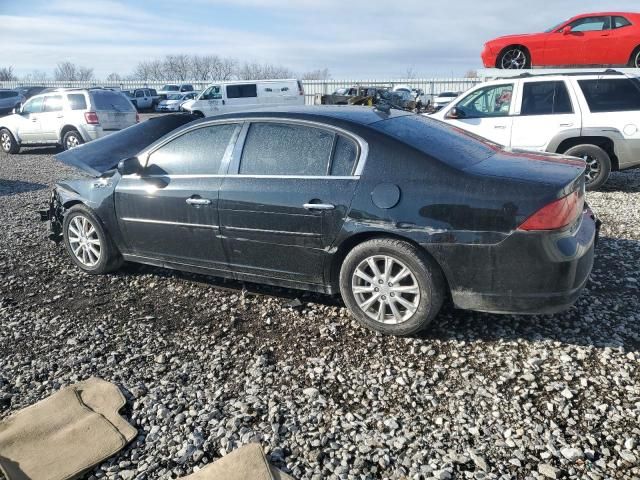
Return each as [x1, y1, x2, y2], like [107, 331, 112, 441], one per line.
[432, 71, 640, 189]
[0, 88, 138, 154]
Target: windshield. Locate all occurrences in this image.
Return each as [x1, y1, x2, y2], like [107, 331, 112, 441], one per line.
[166, 94, 183, 100]
[91, 90, 135, 112]
[545, 21, 566, 33]
[162, 85, 179, 91]
[438, 92, 458, 97]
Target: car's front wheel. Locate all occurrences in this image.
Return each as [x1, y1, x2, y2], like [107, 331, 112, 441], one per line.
[497, 47, 530, 69]
[63, 205, 123, 274]
[62, 130, 84, 150]
[339, 238, 445, 336]
[0, 128, 20, 154]
[564, 144, 611, 190]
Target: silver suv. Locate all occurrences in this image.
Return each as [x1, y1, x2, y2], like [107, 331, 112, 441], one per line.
[0, 88, 138, 154]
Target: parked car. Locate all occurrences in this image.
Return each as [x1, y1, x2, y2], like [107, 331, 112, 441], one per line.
[155, 92, 197, 112]
[0, 88, 138, 154]
[483, 12, 640, 69]
[129, 88, 154, 111]
[42, 107, 597, 336]
[431, 92, 460, 112]
[182, 79, 304, 117]
[321, 86, 388, 106]
[148, 88, 160, 107]
[393, 85, 430, 112]
[0, 90, 26, 116]
[157, 84, 195, 100]
[13, 86, 47, 100]
[431, 70, 640, 189]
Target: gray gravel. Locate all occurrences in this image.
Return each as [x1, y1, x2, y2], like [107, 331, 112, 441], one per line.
[1, 145, 639, 480]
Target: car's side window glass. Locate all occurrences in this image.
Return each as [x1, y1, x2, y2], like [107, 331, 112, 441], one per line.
[67, 94, 87, 110]
[457, 84, 513, 118]
[521, 81, 573, 115]
[613, 16, 631, 29]
[135, 90, 144, 98]
[240, 122, 334, 176]
[201, 86, 222, 100]
[226, 84, 257, 99]
[43, 95, 63, 112]
[331, 136, 358, 176]
[570, 16, 610, 32]
[22, 97, 43, 114]
[147, 124, 237, 175]
[578, 78, 640, 112]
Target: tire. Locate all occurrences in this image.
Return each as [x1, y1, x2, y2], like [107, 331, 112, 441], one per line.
[497, 46, 531, 69]
[62, 130, 84, 151]
[339, 238, 445, 336]
[0, 128, 19, 154]
[192, 110, 205, 118]
[564, 144, 612, 190]
[628, 47, 640, 68]
[62, 205, 123, 274]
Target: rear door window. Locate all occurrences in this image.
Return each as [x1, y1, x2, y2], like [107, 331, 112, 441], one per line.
[239, 122, 334, 176]
[147, 124, 238, 175]
[330, 136, 358, 176]
[67, 94, 87, 110]
[521, 81, 573, 115]
[92, 91, 135, 111]
[578, 78, 640, 112]
[42, 95, 63, 112]
[613, 16, 631, 29]
[226, 84, 257, 99]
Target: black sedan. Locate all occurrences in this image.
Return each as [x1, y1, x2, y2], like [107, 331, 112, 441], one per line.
[43, 107, 598, 336]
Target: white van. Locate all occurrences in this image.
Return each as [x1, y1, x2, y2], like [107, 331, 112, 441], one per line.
[182, 79, 305, 117]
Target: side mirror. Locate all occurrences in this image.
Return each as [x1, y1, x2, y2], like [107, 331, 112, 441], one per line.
[117, 156, 142, 176]
[561, 26, 572, 35]
[445, 107, 465, 119]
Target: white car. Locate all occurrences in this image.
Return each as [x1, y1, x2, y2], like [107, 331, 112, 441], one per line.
[128, 88, 155, 111]
[431, 70, 640, 189]
[182, 79, 305, 117]
[431, 91, 460, 112]
[0, 88, 138, 154]
[157, 84, 195, 99]
[155, 92, 197, 112]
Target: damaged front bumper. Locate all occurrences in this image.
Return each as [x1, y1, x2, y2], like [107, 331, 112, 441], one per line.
[39, 189, 64, 243]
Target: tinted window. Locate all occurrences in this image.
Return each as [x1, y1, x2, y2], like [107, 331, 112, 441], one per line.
[91, 91, 135, 111]
[22, 97, 43, 114]
[227, 84, 257, 99]
[240, 123, 334, 176]
[67, 94, 87, 110]
[147, 124, 237, 175]
[569, 16, 610, 32]
[457, 84, 513, 118]
[331, 136, 358, 176]
[613, 16, 631, 28]
[0, 91, 18, 99]
[43, 95, 63, 112]
[180, 85, 194, 92]
[371, 115, 499, 168]
[521, 81, 573, 115]
[162, 85, 179, 91]
[578, 78, 640, 112]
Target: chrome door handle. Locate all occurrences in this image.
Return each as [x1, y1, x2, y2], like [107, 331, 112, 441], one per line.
[560, 123, 573, 127]
[303, 203, 335, 210]
[186, 198, 211, 206]
[31, 118, 37, 122]
[494, 125, 507, 129]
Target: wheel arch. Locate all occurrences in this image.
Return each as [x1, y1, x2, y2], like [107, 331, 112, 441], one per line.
[555, 136, 619, 171]
[628, 45, 640, 66]
[495, 44, 531, 68]
[328, 230, 452, 297]
[59, 124, 83, 143]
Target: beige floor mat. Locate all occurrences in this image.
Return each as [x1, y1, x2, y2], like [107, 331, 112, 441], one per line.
[183, 443, 294, 480]
[0, 378, 136, 480]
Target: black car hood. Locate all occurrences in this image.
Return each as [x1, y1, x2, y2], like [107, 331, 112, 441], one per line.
[54, 114, 198, 177]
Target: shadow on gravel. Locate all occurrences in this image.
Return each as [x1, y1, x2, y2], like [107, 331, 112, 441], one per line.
[0, 179, 47, 197]
[598, 170, 640, 193]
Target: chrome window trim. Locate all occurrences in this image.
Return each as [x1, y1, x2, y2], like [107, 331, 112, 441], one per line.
[121, 217, 218, 230]
[120, 173, 358, 180]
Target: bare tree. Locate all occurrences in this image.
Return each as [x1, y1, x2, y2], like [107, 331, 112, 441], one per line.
[405, 66, 417, 79]
[301, 68, 331, 80]
[21, 70, 48, 83]
[237, 62, 295, 80]
[54, 61, 94, 81]
[106, 72, 122, 82]
[464, 69, 479, 78]
[0, 66, 17, 81]
[163, 54, 191, 81]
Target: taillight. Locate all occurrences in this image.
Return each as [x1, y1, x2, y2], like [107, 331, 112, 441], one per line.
[84, 111, 99, 124]
[518, 191, 583, 231]
[135, 112, 140, 123]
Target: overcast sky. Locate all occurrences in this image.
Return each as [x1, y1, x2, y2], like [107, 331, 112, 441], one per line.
[1, 0, 638, 79]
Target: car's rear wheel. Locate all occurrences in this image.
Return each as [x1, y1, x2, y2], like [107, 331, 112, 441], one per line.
[497, 47, 530, 69]
[63, 205, 123, 274]
[339, 238, 445, 336]
[63, 130, 84, 150]
[628, 47, 640, 68]
[0, 128, 19, 154]
[564, 144, 611, 190]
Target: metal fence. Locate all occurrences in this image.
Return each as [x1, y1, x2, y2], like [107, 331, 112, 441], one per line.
[0, 78, 482, 105]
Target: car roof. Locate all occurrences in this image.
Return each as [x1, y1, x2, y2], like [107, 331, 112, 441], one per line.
[188, 105, 413, 127]
[569, 11, 639, 19]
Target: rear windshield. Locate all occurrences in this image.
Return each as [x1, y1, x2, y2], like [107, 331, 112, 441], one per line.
[91, 91, 135, 112]
[371, 115, 500, 168]
[0, 91, 18, 99]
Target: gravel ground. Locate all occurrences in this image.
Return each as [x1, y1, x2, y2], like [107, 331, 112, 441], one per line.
[0, 143, 639, 480]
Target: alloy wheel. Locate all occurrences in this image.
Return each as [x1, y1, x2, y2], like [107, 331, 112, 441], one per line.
[0, 132, 11, 152]
[65, 134, 80, 149]
[67, 215, 101, 267]
[500, 48, 527, 69]
[583, 154, 601, 184]
[351, 255, 421, 324]
[635, 51, 640, 68]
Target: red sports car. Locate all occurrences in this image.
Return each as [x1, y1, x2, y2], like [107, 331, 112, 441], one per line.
[482, 12, 640, 69]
